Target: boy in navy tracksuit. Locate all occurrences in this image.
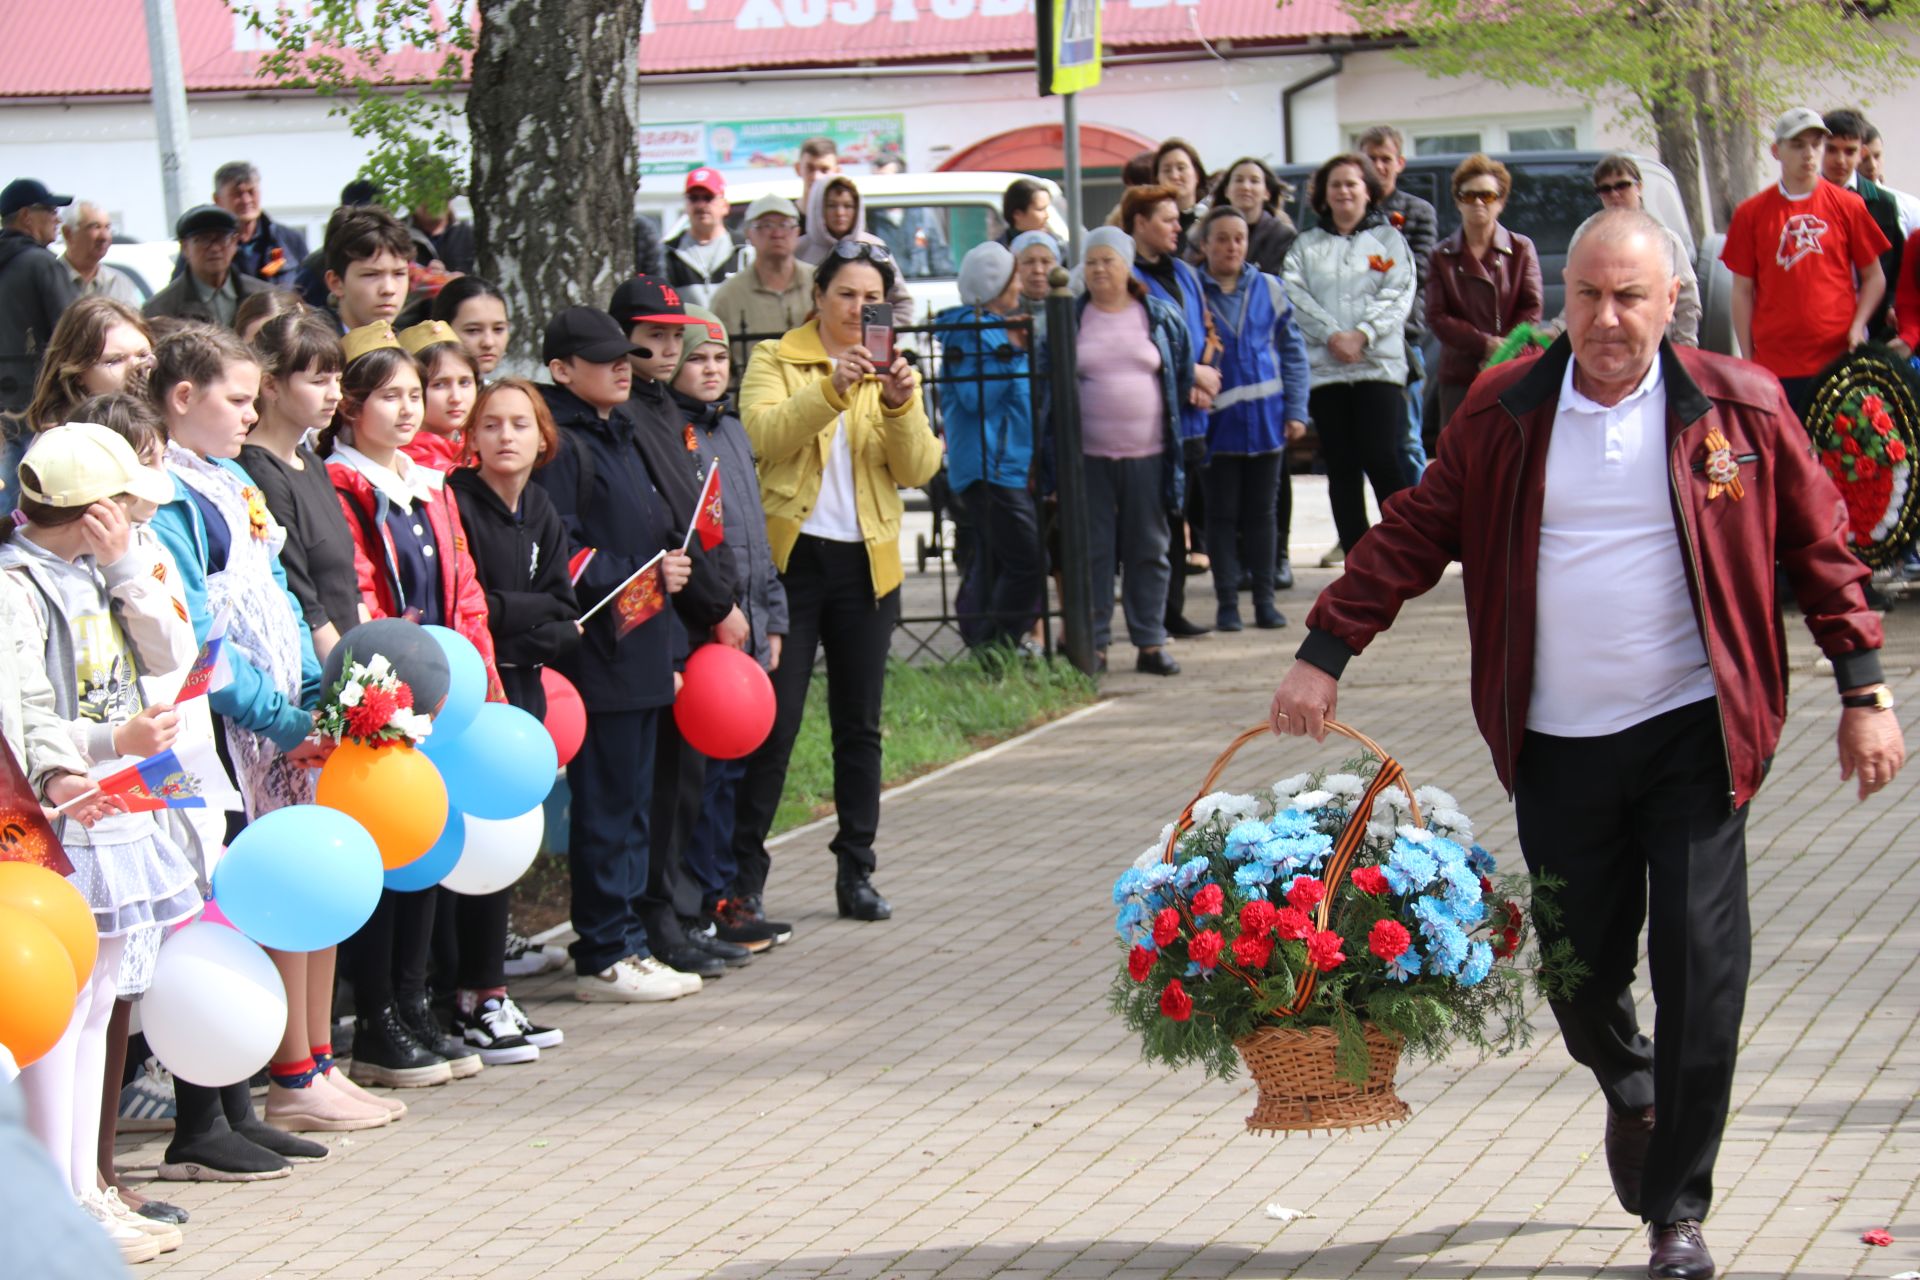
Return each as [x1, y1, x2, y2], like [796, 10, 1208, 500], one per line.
[533, 300, 732, 1003]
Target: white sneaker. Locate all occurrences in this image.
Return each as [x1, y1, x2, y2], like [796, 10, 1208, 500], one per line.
[503, 929, 568, 978]
[98, 1187, 184, 1253]
[501, 993, 564, 1049]
[79, 1189, 166, 1263]
[631, 953, 702, 996]
[573, 955, 689, 1003]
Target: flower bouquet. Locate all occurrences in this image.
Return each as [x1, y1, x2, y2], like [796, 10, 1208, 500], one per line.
[1110, 722, 1574, 1133]
[314, 653, 433, 747]
[1806, 348, 1920, 569]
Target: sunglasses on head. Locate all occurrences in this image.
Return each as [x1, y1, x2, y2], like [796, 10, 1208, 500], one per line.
[1455, 189, 1502, 206]
[1594, 179, 1637, 195]
[831, 239, 894, 264]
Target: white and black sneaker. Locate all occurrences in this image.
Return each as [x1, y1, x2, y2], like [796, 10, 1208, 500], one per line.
[453, 997, 540, 1065]
[502, 993, 564, 1048]
[503, 929, 568, 978]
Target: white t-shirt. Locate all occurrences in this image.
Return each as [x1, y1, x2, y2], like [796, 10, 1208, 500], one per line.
[801, 413, 864, 543]
[1528, 358, 1716, 737]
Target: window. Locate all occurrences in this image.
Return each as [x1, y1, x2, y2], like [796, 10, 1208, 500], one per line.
[1414, 132, 1481, 158]
[1507, 125, 1578, 152]
[1432, 163, 1594, 256]
[865, 203, 1003, 280]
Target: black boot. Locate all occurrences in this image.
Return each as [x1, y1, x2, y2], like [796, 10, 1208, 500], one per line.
[347, 1004, 452, 1088]
[836, 867, 892, 921]
[399, 991, 482, 1078]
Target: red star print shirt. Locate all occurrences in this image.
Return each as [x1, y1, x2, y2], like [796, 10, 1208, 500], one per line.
[1721, 178, 1889, 379]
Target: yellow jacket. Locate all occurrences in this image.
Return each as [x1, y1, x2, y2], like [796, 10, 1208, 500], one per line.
[740, 320, 942, 598]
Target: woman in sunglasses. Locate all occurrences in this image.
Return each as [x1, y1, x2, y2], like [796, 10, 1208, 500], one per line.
[1425, 154, 1543, 438]
[734, 239, 941, 923]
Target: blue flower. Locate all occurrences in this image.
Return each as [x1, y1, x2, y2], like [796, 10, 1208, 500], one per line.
[1459, 940, 1494, 987]
[1267, 809, 1319, 839]
[1428, 923, 1468, 975]
[1233, 861, 1277, 897]
[1385, 948, 1422, 983]
[1174, 856, 1211, 891]
[1223, 819, 1272, 863]
[1441, 860, 1486, 925]
[1112, 867, 1146, 905]
[1467, 844, 1497, 876]
[1142, 863, 1178, 893]
[1384, 838, 1438, 895]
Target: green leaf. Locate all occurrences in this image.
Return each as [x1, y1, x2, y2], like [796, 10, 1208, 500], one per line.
[1330, 1002, 1370, 1086]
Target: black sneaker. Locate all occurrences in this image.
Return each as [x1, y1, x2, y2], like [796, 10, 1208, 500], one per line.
[708, 898, 778, 951]
[347, 1004, 452, 1088]
[453, 997, 540, 1065]
[398, 994, 483, 1080]
[501, 994, 563, 1049]
[686, 920, 753, 968]
[158, 1125, 291, 1182]
[720, 895, 794, 946]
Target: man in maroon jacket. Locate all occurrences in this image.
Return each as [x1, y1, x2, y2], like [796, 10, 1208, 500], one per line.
[1270, 209, 1905, 1280]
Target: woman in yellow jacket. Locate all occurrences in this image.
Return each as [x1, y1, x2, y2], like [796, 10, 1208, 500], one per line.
[733, 242, 941, 923]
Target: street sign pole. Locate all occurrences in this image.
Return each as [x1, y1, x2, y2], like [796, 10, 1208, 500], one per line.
[1063, 92, 1084, 265]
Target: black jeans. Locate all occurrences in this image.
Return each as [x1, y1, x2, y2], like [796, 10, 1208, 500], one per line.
[566, 706, 659, 974]
[1164, 452, 1202, 626]
[343, 887, 436, 1011]
[1205, 452, 1283, 612]
[733, 536, 899, 893]
[453, 889, 510, 990]
[1311, 380, 1408, 551]
[1274, 457, 1294, 566]
[958, 482, 1045, 647]
[647, 708, 709, 938]
[1514, 698, 1750, 1224]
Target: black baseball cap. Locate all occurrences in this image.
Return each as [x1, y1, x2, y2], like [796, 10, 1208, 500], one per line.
[608, 274, 706, 328]
[1, 179, 73, 218]
[543, 306, 641, 364]
[175, 204, 238, 239]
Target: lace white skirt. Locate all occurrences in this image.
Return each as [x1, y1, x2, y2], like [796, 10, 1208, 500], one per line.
[63, 820, 202, 995]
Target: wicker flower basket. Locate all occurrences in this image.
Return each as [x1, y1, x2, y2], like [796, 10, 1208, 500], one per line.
[1234, 1023, 1410, 1133]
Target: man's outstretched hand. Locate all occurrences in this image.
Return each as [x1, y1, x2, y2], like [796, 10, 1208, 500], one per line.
[1270, 660, 1339, 741]
[1838, 698, 1906, 800]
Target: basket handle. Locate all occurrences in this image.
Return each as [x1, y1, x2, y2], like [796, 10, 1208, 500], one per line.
[1162, 720, 1423, 1017]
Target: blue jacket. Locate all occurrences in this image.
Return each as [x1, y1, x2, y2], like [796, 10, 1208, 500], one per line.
[149, 459, 321, 751]
[1132, 254, 1210, 441]
[1201, 264, 1313, 456]
[1037, 292, 1193, 512]
[934, 304, 1034, 491]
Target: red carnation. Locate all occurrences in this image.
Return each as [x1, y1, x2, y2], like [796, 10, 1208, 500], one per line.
[1232, 931, 1274, 969]
[1273, 905, 1312, 941]
[1858, 455, 1879, 479]
[1492, 927, 1522, 959]
[394, 680, 414, 710]
[1152, 907, 1181, 948]
[1128, 946, 1155, 982]
[1368, 919, 1411, 961]
[1239, 899, 1277, 937]
[1159, 979, 1193, 1021]
[1189, 928, 1225, 969]
[1844, 435, 1861, 456]
[1890, 439, 1908, 463]
[1351, 866, 1389, 895]
[345, 685, 399, 739]
[1479, 875, 1493, 897]
[1306, 929, 1346, 972]
[1286, 876, 1325, 912]
[1191, 883, 1225, 917]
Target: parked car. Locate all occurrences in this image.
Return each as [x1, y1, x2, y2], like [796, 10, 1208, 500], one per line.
[101, 238, 181, 303]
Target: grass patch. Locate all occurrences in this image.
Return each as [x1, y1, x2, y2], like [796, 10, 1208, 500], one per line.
[772, 651, 1099, 834]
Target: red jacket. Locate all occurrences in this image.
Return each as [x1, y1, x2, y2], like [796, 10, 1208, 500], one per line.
[400, 431, 464, 473]
[328, 459, 504, 701]
[1425, 225, 1544, 386]
[1300, 339, 1884, 810]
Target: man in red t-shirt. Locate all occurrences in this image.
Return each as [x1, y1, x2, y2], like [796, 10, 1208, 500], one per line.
[1723, 106, 1890, 415]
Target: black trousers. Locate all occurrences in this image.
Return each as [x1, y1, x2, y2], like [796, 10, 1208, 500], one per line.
[453, 888, 510, 990]
[1205, 452, 1282, 611]
[958, 482, 1045, 647]
[1310, 381, 1408, 551]
[1514, 698, 1750, 1225]
[343, 887, 436, 1011]
[1274, 457, 1294, 565]
[566, 706, 658, 974]
[733, 536, 899, 894]
[647, 707, 709, 938]
[1164, 454, 1202, 626]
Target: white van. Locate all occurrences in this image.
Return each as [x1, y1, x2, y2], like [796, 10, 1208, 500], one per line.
[639, 170, 1071, 324]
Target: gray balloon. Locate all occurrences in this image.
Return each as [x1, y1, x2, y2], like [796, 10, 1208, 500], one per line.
[321, 619, 452, 716]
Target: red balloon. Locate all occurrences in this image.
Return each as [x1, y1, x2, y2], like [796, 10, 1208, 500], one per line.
[673, 644, 775, 760]
[540, 668, 587, 768]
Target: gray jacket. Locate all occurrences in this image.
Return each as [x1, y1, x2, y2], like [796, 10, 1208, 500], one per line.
[1282, 218, 1415, 387]
[674, 390, 788, 668]
[142, 268, 272, 326]
[0, 230, 79, 413]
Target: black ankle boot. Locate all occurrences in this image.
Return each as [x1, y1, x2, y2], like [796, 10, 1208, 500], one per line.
[348, 1004, 452, 1088]
[836, 874, 892, 921]
[399, 992, 482, 1078]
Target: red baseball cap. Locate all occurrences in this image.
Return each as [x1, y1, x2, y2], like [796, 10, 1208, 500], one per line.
[685, 167, 726, 198]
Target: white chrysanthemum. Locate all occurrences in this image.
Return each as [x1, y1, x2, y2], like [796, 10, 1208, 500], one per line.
[1430, 807, 1474, 837]
[1376, 785, 1411, 812]
[1132, 844, 1162, 872]
[1322, 772, 1367, 799]
[1288, 789, 1334, 811]
[1367, 819, 1395, 843]
[1192, 791, 1261, 828]
[339, 681, 364, 707]
[392, 711, 433, 741]
[1271, 772, 1314, 802]
[366, 653, 392, 677]
[1397, 824, 1435, 845]
[1414, 784, 1458, 813]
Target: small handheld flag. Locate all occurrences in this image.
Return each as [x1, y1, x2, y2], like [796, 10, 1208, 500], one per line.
[0, 739, 72, 875]
[567, 547, 598, 587]
[578, 552, 670, 638]
[683, 467, 725, 552]
[82, 717, 244, 815]
[175, 609, 232, 703]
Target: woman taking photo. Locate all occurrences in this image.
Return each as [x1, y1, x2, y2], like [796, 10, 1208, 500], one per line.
[1050, 226, 1192, 676]
[1282, 153, 1414, 555]
[1426, 153, 1542, 439]
[734, 242, 940, 923]
[1153, 138, 1209, 258]
[1204, 157, 1297, 275]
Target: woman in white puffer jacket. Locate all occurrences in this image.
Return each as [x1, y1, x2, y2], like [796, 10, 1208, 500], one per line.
[1283, 154, 1415, 554]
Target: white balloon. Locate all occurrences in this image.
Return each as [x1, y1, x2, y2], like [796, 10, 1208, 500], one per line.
[141, 923, 286, 1087]
[439, 804, 545, 895]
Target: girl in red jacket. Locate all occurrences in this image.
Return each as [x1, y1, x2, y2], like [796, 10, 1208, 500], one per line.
[322, 323, 501, 1091]
[396, 320, 476, 473]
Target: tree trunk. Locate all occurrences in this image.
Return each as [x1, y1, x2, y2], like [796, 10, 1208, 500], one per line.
[470, 0, 642, 373]
[1651, 92, 1707, 245]
[1696, 66, 1758, 233]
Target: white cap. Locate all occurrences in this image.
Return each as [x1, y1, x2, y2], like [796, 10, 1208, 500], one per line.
[20, 422, 173, 509]
[1774, 107, 1830, 144]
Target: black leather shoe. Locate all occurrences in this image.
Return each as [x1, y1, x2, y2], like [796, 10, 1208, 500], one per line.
[656, 944, 727, 978]
[398, 993, 482, 1077]
[1274, 557, 1295, 591]
[1135, 648, 1180, 676]
[345, 1004, 449, 1088]
[1165, 614, 1212, 638]
[684, 922, 752, 967]
[1647, 1220, 1713, 1279]
[836, 876, 892, 921]
[1215, 606, 1244, 632]
[1606, 1104, 1656, 1216]
[1253, 605, 1287, 629]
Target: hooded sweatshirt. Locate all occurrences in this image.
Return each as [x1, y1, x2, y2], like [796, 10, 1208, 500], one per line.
[0, 229, 81, 413]
[796, 177, 917, 326]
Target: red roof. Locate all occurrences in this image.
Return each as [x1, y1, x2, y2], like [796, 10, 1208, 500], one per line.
[0, 0, 1356, 98]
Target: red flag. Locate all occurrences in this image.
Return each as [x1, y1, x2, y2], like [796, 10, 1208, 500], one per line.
[614, 557, 670, 637]
[0, 740, 72, 875]
[687, 467, 724, 552]
[567, 547, 597, 586]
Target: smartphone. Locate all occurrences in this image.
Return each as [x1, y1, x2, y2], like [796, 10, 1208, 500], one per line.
[861, 303, 894, 367]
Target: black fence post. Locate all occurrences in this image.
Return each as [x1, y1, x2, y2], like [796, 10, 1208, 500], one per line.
[1044, 267, 1097, 675]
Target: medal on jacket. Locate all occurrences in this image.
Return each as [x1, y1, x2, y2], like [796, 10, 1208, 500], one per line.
[684, 423, 699, 452]
[1703, 428, 1745, 501]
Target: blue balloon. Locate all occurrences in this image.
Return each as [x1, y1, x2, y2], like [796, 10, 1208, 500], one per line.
[422, 625, 487, 738]
[212, 805, 382, 952]
[384, 808, 465, 891]
[422, 702, 559, 820]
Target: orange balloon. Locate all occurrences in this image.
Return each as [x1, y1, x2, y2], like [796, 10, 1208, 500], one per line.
[0, 903, 81, 1068]
[315, 740, 449, 870]
[0, 861, 98, 987]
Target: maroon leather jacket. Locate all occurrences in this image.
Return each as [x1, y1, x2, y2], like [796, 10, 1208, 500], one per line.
[1425, 225, 1544, 386]
[1300, 339, 1884, 810]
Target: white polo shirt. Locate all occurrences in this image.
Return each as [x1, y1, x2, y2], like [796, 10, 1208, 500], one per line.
[1528, 357, 1716, 737]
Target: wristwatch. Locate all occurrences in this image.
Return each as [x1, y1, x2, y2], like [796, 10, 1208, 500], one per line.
[1841, 685, 1896, 711]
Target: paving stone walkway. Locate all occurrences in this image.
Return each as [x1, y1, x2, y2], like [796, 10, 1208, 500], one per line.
[126, 541, 1918, 1280]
